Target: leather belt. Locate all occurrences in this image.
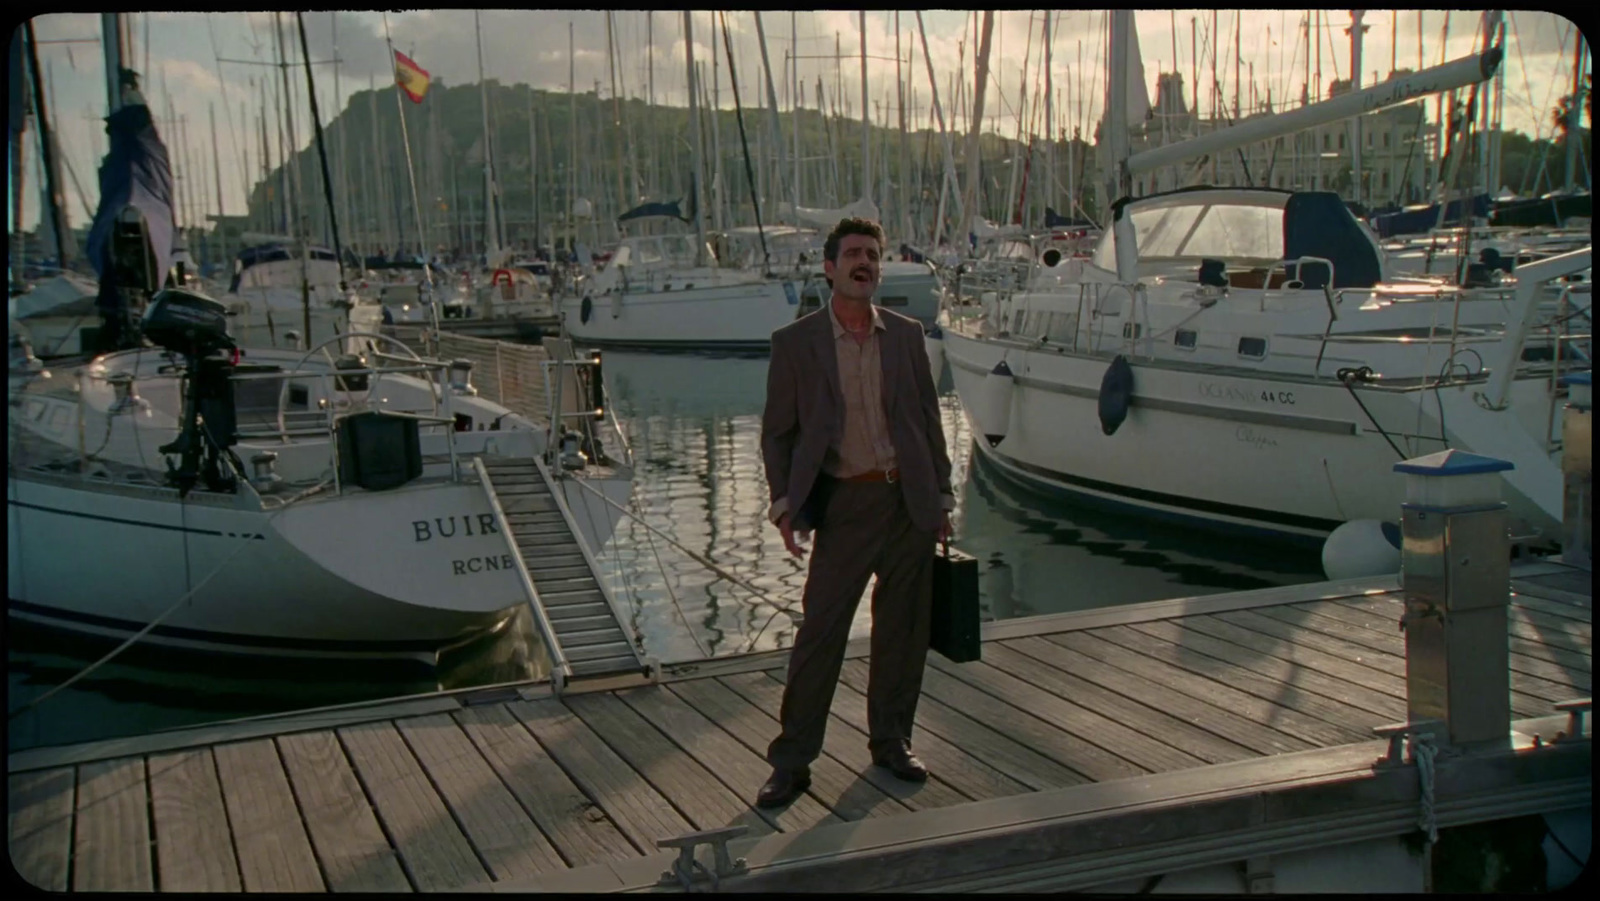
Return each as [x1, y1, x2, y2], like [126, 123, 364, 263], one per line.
[842, 468, 898, 483]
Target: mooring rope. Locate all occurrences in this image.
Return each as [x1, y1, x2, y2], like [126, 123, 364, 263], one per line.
[1412, 731, 1440, 845]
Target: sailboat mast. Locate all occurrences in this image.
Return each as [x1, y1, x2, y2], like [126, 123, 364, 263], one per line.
[753, 12, 788, 215]
[210, 103, 226, 264]
[792, 12, 800, 209]
[958, 12, 995, 242]
[567, 21, 576, 255]
[24, 21, 70, 272]
[528, 88, 539, 253]
[915, 11, 961, 247]
[1349, 10, 1367, 207]
[1043, 11, 1054, 217]
[474, 11, 499, 265]
[295, 12, 348, 293]
[859, 11, 870, 208]
[1564, 27, 1585, 193]
[684, 12, 708, 264]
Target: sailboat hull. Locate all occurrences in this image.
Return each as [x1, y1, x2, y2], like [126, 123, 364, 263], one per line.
[944, 329, 1564, 546]
[5, 469, 628, 660]
[560, 279, 803, 350]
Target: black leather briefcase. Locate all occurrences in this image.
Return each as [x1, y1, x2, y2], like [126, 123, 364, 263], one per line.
[930, 542, 981, 663]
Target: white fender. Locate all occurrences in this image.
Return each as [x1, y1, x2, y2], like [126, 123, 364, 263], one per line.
[973, 359, 1015, 447]
[1321, 519, 1401, 579]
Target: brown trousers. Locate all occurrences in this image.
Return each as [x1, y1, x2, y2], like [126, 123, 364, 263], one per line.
[766, 479, 936, 770]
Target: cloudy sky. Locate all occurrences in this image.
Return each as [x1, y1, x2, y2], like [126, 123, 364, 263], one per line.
[12, 9, 1587, 233]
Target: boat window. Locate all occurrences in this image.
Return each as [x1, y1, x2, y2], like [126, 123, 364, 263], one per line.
[1238, 336, 1267, 358]
[1122, 322, 1143, 339]
[1098, 199, 1284, 266]
[1045, 312, 1079, 344]
[1175, 328, 1197, 349]
[878, 295, 908, 307]
[288, 385, 310, 409]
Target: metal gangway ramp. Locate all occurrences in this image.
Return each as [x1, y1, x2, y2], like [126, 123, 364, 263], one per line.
[476, 456, 653, 694]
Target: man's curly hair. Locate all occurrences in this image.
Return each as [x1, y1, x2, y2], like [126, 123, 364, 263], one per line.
[823, 217, 886, 265]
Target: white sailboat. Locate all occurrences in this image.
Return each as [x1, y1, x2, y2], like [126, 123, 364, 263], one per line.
[559, 12, 805, 351]
[8, 16, 635, 662]
[938, 12, 1591, 554]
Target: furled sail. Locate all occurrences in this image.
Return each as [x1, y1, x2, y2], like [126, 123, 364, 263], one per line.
[84, 72, 175, 347]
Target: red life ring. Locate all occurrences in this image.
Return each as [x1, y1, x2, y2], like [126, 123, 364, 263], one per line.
[490, 268, 515, 287]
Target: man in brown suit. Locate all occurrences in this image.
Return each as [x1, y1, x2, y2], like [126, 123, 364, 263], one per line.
[756, 217, 954, 808]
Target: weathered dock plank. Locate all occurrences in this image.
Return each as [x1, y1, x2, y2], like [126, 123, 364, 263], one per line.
[729, 670, 973, 811]
[1153, 618, 1408, 719]
[211, 739, 324, 892]
[981, 641, 1259, 766]
[1261, 601, 1590, 706]
[8, 768, 74, 892]
[275, 730, 410, 892]
[1516, 568, 1595, 599]
[338, 720, 490, 891]
[508, 697, 694, 854]
[915, 661, 1149, 783]
[452, 704, 636, 868]
[1511, 591, 1594, 623]
[562, 692, 776, 840]
[669, 674, 904, 822]
[615, 685, 844, 832]
[1319, 593, 1592, 657]
[394, 713, 565, 881]
[1020, 633, 1313, 757]
[148, 748, 242, 891]
[1238, 604, 1561, 713]
[1125, 618, 1405, 721]
[929, 652, 1208, 773]
[838, 659, 1089, 792]
[72, 757, 151, 891]
[1049, 628, 1365, 747]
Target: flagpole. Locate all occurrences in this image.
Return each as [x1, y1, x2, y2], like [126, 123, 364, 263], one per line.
[381, 12, 438, 341]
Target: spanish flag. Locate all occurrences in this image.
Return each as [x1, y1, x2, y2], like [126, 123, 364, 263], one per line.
[394, 50, 430, 104]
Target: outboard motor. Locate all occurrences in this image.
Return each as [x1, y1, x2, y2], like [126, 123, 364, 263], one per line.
[143, 288, 239, 495]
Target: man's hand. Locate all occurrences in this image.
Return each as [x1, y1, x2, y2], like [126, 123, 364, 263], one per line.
[938, 512, 953, 544]
[777, 513, 808, 559]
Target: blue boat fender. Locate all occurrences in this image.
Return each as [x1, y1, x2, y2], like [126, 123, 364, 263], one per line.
[580, 295, 593, 324]
[1098, 354, 1134, 435]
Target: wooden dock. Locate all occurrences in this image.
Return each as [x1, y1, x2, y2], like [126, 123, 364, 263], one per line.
[8, 561, 1590, 892]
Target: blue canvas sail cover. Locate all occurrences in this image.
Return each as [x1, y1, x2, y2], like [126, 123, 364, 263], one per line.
[85, 95, 176, 303]
[1370, 193, 1490, 238]
[617, 199, 689, 224]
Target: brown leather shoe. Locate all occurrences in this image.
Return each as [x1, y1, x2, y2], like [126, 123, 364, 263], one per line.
[755, 767, 811, 808]
[873, 746, 929, 782]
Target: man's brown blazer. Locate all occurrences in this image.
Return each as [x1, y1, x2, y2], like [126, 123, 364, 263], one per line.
[761, 306, 953, 534]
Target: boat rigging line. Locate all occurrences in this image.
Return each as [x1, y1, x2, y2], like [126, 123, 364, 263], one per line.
[718, 11, 773, 274]
[294, 13, 349, 296]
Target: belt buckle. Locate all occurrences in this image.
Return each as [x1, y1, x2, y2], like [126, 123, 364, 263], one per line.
[885, 468, 898, 484]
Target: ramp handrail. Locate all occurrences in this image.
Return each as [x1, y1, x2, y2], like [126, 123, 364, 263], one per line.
[474, 456, 572, 690]
[535, 455, 649, 675]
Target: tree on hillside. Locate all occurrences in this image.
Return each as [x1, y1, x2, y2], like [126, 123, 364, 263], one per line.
[1550, 73, 1592, 138]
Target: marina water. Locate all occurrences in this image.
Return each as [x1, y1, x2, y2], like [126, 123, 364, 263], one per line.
[7, 349, 1325, 751]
